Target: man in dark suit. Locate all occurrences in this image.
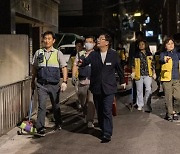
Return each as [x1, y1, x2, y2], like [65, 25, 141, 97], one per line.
[80, 33, 126, 143]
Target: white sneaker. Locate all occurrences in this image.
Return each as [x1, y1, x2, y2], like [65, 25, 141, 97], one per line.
[137, 106, 142, 111]
[87, 122, 94, 128]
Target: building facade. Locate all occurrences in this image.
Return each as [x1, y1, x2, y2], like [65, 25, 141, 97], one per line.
[0, 0, 60, 52]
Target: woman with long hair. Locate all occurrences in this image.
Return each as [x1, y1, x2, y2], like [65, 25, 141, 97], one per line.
[131, 40, 156, 112]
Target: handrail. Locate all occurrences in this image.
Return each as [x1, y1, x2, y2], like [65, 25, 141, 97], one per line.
[0, 76, 32, 89]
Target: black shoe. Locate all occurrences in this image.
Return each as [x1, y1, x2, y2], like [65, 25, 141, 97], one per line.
[133, 104, 138, 109]
[145, 110, 152, 113]
[145, 106, 152, 113]
[158, 91, 165, 97]
[168, 117, 173, 122]
[54, 124, 62, 130]
[42, 126, 46, 131]
[101, 135, 111, 143]
[164, 114, 173, 122]
[34, 128, 46, 137]
[173, 113, 179, 120]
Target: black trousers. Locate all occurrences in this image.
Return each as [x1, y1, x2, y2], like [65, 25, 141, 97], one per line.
[36, 83, 62, 130]
[93, 93, 114, 137]
[132, 79, 137, 104]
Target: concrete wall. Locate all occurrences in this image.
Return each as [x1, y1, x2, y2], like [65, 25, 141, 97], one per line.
[13, 0, 59, 27]
[0, 35, 29, 87]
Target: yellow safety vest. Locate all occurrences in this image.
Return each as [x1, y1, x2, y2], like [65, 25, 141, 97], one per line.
[37, 49, 59, 68]
[117, 49, 126, 61]
[133, 56, 153, 80]
[160, 59, 172, 81]
[37, 48, 60, 83]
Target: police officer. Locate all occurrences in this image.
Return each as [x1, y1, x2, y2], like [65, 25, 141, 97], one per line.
[80, 34, 126, 142]
[31, 31, 68, 136]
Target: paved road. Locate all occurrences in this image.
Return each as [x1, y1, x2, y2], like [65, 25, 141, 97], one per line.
[1, 81, 180, 154]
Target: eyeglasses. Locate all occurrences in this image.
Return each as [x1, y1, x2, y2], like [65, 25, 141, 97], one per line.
[97, 37, 106, 41]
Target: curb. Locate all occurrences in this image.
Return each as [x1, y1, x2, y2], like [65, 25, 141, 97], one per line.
[60, 91, 76, 104]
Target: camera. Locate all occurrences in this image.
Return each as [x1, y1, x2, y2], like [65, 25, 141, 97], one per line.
[37, 53, 44, 63]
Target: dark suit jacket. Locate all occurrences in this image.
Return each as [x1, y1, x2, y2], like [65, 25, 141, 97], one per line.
[82, 48, 125, 95]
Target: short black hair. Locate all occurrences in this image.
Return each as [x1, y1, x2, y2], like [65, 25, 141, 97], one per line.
[100, 33, 112, 48]
[75, 39, 84, 46]
[42, 31, 56, 39]
[163, 37, 175, 51]
[85, 36, 96, 42]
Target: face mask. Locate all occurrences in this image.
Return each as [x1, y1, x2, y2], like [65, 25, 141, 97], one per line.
[85, 43, 94, 50]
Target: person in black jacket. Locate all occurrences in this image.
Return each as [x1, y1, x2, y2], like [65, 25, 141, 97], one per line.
[80, 33, 126, 143]
[72, 36, 96, 128]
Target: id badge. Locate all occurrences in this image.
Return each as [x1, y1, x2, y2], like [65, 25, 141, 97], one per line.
[106, 62, 112, 66]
